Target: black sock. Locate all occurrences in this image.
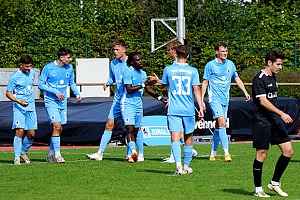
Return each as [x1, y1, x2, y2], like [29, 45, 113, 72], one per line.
[253, 159, 263, 187]
[272, 154, 291, 183]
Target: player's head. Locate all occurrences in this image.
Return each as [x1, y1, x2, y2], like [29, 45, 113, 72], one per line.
[127, 52, 143, 70]
[112, 39, 127, 60]
[176, 45, 189, 59]
[19, 55, 33, 73]
[57, 47, 73, 66]
[265, 50, 285, 74]
[215, 42, 228, 62]
[166, 40, 182, 60]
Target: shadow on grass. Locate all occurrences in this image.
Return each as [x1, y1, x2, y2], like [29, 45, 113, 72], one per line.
[290, 159, 300, 163]
[138, 169, 171, 175]
[222, 188, 254, 196]
[0, 159, 13, 164]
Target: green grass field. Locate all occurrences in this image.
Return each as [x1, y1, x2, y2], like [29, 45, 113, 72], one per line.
[1, 142, 299, 200]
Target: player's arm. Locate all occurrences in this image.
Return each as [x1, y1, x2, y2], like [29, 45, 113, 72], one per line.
[38, 68, 61, 97]
[234, 76, 250, 101]
[145, 86, 168, 104]
[201, 79, 208, 112]
[69, 70, 82, 103]
[125, 77, 157, 94]
[6, 90, 28, 107]
[105, 65, 116, 90]
[259, 96, 293, 124]
[193, 85, 204, 120]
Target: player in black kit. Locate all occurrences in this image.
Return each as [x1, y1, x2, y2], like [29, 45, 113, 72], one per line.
[252, 50, 294, 198]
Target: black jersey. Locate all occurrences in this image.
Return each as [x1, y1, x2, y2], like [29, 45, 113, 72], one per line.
[252, 70, 279, 125]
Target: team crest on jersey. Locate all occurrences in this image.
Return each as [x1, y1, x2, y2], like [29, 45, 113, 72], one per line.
[16, 120, 19, 125]
[227, 68, 230, 74]
[60, 80, 64, 84]
[51, 115, 55, 120]
[125, 118, 130, 122]
[66, 72, 69, 78]
[216, 110, 220, 115]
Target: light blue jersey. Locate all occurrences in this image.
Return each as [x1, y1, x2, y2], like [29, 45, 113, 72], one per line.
[7, 69, 36, 111]
[122, 66, 147, 109]
[203, 58, 238, 106]
[162, 62, 200, 116]
[38, 61, 80, 108]
[108, 58, 127, 101]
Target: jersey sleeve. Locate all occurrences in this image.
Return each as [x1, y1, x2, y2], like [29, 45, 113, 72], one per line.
[203, 63, 211, 80]
[253, 76, 266, 98]
[161, 67, 168, 85]
[69, 66, 80, 96]
[7, 74, 16, 92]
[107, 61, 115, 85]
[192, 68, 200, 85]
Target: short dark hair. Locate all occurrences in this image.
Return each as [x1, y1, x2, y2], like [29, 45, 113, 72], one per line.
[57, 47, 72, 58]
[265, 50, 285, 65]
[214, 42, 228, 51]
[127, 52, 140, 66]
[112, 39, 127, 48]
[176, 45, 189, 59]
[20, 55, 33, 64]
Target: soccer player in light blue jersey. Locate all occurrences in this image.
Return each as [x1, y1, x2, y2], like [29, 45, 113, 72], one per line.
[201, 42, 250, 162]
[161, 45, 204, 175]
[6, 55, 37, 165]
[39, 47, 82, 163]
[122, 52, 167, 162]
[86, 39, 134, 161]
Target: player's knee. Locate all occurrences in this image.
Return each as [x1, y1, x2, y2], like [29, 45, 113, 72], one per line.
[53, 125, 63, 134]
[27, 131, 35, 139]
[105, 121, 114, 130]
[283, 148, 294, 158]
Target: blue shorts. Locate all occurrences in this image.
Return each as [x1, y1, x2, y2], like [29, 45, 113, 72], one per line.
[46, 107, 67, 125]
[122, 106, 143, 128]
[209, 102, 228, 119]
[12, 107, 37, 130]
[167, 115, 195, 134]
[108, 100, 122, 120]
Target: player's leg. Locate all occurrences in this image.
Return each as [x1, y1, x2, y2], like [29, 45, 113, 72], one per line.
[51, 121, 64, 162]
[209, 129, 220, 161]
[12, 108, 26, 165]
[135, 110, 144, 161]
[168, 115, 183, 174]
[268, 126, 293, 197]
[20, 111, 37, 164]
[182, 116, 195, 174]
[252, 125, 270, 197]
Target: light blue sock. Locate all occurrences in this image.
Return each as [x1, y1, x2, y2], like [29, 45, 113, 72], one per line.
[51, 136, 60, 152]
[212, 129, 220, 151]
[21, 136, 34, 154]
[136, 129, 144, 154]
[219, 127, 228, 150]
[13, 136, 22, 159]
[126, 145, 131, 157]
[128, 141, 136, 152]
[49, 139, 54, 151]
[99, 130, 112, 152]
[171, 141, 181, 163]
[184, 145, 193, 165]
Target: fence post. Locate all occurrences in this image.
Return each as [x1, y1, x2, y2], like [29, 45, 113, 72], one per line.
[295, 38, 298, 69]
[85, 35, 88, 58]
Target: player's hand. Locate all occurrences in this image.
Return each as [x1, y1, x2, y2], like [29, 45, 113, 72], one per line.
[76, 95, 82, 103]
[245, 92, 251, 101]
[201, 102, 206, 113]
[103, 82, 109, 91]
[20, 100, 29, 107]
[153, 73, 162, 84]
[198, 110, 204, 121]
[145, 76, 157, 85]
[280, 112, 293, 124]
[57, 93, 64, 101]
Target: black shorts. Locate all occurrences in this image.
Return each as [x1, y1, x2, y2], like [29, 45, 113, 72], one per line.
[252, 122, 291, 149]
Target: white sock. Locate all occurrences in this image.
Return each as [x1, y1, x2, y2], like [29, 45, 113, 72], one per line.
[255, 186, 263, 193]
[183, 164, 189, 170]
[176, 162, 182, 169]
[224, 149, 229, 156]
[97, 150, 103, 155]
[138, 153, 144, 157]
[55, 151, 61, 158]
[271, 181, 279, 186]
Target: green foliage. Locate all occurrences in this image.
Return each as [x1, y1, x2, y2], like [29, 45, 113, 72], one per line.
[0, 0, 300, 97]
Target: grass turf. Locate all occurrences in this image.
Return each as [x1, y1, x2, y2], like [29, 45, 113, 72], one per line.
[0, 142, 299, 200]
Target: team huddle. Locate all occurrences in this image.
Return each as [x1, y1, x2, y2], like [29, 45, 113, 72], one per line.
[6, 40, 294, 197]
